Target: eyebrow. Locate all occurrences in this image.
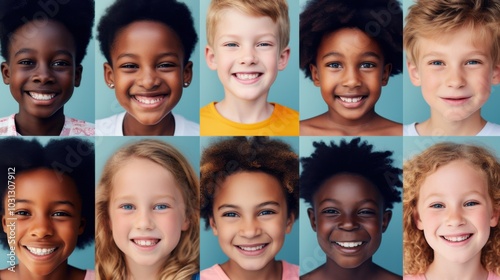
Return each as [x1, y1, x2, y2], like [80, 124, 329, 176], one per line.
[112, 194, 177, 203]
[14, 48, 74, 58]
[217, 201, 280, 211]
[116, 52, 180, 61]
[318, 198, 379, 206]
[422, 51, 488, 59]
[15, 199, 76, 208]
[321, 51, 382, 60]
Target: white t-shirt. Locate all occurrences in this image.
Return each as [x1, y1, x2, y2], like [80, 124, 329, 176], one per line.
[96, 112, 199, 136]
[403, 122, 500, 136]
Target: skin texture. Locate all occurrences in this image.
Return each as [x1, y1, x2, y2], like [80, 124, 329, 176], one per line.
[104, 21, 193, 135]
[109, 157, 189, 280]
[209, 171, 294, 280]
[407, 27, 500, 136]
[205, 9, 290, 123]
[1, 20, 82, 136]
[300, 28, 400, 136]
[414, 160, 499, 280]
[302, 173, 400, 280]
[1, 168, 85, 280]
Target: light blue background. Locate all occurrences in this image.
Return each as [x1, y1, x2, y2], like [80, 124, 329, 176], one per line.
[0, 19, 95, 123]
[200, 136, 300, 270]
[299, 136, 403, 276]
[94, 0, 200, 124]
[402, 0, 500, 125]
[298, 0, 403, 123]
[0, 136, 95, 271]
[199, 0, 300, 112]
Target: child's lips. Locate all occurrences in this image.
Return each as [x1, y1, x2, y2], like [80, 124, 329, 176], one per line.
[440, 96, 472, 105]
[130, 93, 168, 107]
[335, 95, 367, 109]
[232, 72, 263, 84]
[24, 91, 59, 104]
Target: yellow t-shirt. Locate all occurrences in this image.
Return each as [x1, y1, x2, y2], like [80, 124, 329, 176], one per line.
[200, 102, 299, 136]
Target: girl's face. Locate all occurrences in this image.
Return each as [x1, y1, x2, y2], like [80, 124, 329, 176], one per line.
[2, 168, 84, 277]
[310, 28, 391, 123]
[210, 171, 294, 273]
[415, 160, 499, 265]
[108, 157, 189, 272]
[104, 20, 193, 127]
[307, 173, 390, 269]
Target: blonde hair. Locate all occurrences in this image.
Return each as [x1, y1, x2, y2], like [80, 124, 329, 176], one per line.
[403, 142, 500, 275]
[404, 0, 500, 64]
[96, 139, 199, 280]
[206, 0, 290, 51]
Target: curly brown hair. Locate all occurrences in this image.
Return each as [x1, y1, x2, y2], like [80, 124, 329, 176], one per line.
[200, 136, 299, 229]
[403, 142, 500, 275]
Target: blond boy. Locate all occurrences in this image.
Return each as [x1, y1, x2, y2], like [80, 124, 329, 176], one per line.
[404, 0, 500, 136]
[201, 0, 299, 136]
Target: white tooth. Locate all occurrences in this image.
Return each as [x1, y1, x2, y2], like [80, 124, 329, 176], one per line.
[444, 235, 470, 242]
[239, 245, 265, 251]
[134, 239, 158, 246]
[134, 96, 163, 105]
[26, 246, 56, 255]
[236, 73, 259, 80]
[29, 92, 56, 100]
[339, 96, 363, 103]
[336, 241, 363, 248]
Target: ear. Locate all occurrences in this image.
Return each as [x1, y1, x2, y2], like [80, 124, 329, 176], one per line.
[407, 60, 421, 86]
[74, 64, 83, 87]
[1, 62, 11, 85]
[490, 206, 500, 227]
[277, 46, 290, 71]
[307, 208, 317, 232]
[381, 63, 392, 86]
[209, 216, 218, 236]
[381, 210, 392, 232]
[205, 45, 217, 70]
[181, 215, 190, 231]
[492, 63, 500, 85]
[2, 215, 7, 234]
[310, 64, 320, 87]
[78, 217, 86, 235]
[103, 62, 115, 89]
[183, 61, 193, 87]
[285, 213, 295, 234]
[413, 209, 424, 230]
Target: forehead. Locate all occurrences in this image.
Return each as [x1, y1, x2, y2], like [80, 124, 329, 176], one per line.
[318, 28, 383, 56]
[214, 8, 278, 38]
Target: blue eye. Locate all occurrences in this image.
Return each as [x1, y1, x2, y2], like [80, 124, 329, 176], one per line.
[257, 42, 272, 47]
[360, 62, 375, 68]
[222, 212, 238, 218]
[464, 201, 479, 207]
[326, 62, 342, 68]
[120, 204, 134, 210]
[154, 204, 168, 210]
[430, 203, 444, 209]
[258, 210, 276, 216]
[465, 60, 480, 65]
[429, 61, 444, 66]
[224, 43, 238, 47]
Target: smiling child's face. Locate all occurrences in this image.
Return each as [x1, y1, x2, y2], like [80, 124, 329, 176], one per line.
[310, 28, 391, 123]
[2, 168, 84, 278]
[209, 171, 294, 274]
[104, 20, 192, 127]
[1, 20, 82, 119]
[307, 173, 390, 269]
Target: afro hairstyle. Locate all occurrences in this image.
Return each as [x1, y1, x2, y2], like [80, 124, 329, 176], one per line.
[0, 137, 95, 249]
[200, 137, 299, 229]
[299, 0, 403, 80]
[300, 137, 402, 209]
[97, 0, 198, 65]
[0, 0, 95, 65]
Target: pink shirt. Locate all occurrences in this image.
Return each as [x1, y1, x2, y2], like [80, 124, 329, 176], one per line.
[201, 261, 298, 280]
[404, 272, 500, 280]
[0, 114, 94, 136]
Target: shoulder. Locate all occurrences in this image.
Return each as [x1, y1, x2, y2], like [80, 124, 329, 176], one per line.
[300, 265, 324, 280]
[403, 122, 419, 136]
[273, 103, 298, 117]
[478, 122, 500, 136]
[200, 102, 218, 116]
[0, 114, 17, 136]
[488, 271, 500, 280]
[200, 264, 229, 280]
[299, 115, 336, 135]
[281, 261, 299, 280]
[403, 274, 425, 280]
[64, 117, 95, 136]
[84, 269, 95, 280]
[372, 117, 402, 136]
[173, 113, 199, 136]
[96, 112, 125, 136]
[269, 103, 299, 135]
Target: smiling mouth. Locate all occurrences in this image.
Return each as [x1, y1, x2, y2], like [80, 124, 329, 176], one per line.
[25, 246, 57, 256]
[132, 95, 165, 105]
[336, 96, 366, 103]
[441, 234, 472, 242]
[132, 239, 160, 247]
[26, 91, 57, 101]
[335, 241, 364, 248]
[234, 73, 262, 80]
[236, 244, 268, 251]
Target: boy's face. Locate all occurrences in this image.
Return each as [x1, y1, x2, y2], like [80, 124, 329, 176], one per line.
[210, 171, 294, 272]
[0, 20, 82, 119]
[407, 28, 500, 122]
[104, 21, 193, 126]
[205, 9, 290, 103]
[109, 157, 189, 270]
[310, 28, 391, 122]
[415, 160, 499, 264]
[2, 168, 84, 277]
[307, 173, 391, 269]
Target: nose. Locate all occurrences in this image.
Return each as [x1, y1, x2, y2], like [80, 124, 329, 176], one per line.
[446, 66, 465, 88]
[30, 216, 54, 238]
[136, 68, 161, 90]
[341, 67, 362, 88]
[446, 207, 466, 227]
[338, 213, 360, 231]
[238, 217, 262, 238]
[135, 209, 155, 230]
[31, 63, 55, 84]
[239, 46, 258, 65]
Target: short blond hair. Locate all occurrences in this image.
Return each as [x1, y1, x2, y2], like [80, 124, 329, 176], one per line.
[403, 142, 500, 275]
[404, 0, 500, 64]
[206, 0, 290, 52]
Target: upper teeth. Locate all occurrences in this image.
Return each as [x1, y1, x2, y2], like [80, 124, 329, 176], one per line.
[239, 244, 265, 251]
[29, 92, 56, 100]
[26, 246, 56, 256]
[339, 96, 363, 103]
[133, 240, 158, 246]
[443, 235, 471, 242]
[336, 241, 363, 248]
[236, 73, 259, 80]
[134, 96, 163, 105]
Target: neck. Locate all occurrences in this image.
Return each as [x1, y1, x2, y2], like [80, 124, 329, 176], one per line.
[321, 257, 381, 280]
[425, 253, 487, 280]
[15, 109, 65, 136]
[419, 111, 486, 136]
[216, 95, 273, 123]
[122, 113, 175, 136]
[221, 259, 282, 280]
[14, 262, 81, 280]
[325, 109, 382, 134]
[126, 260, 162, 280]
